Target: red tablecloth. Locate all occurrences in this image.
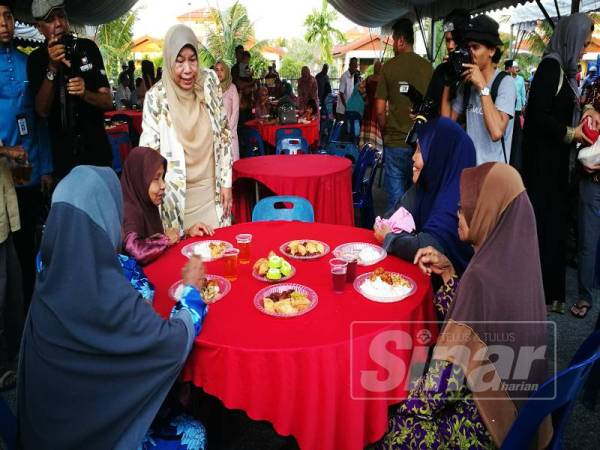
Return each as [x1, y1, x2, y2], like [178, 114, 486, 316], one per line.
[146, 221, 437, 450]
[105, 109, 143, 135]
[233, 154, 354, 226]
[105, 123, 129, 135]
[245, 118, 320, 148]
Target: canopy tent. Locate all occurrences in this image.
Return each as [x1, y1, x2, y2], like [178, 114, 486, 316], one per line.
[12, 0, 139, 25]
[327, 0, 538, 27]
[14, 21, 44, 43]
[506, 0, 600, 24]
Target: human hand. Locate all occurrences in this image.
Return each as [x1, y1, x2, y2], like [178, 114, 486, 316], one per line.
[186, 222, 214, 238]
[373, 222, 392, 244]
[3, 145, 27, 162]
[67, 77, 86, 97]
[41, 174, 54, 196]
[220, 187, 232, 217]
[47, 37, 66, 70]
[414, 246, 455, 282]
[461, 63, 486, 91]
[165, 228, 181, 245]
[182, 255, 205, 290]
[582, 162, 600, 173]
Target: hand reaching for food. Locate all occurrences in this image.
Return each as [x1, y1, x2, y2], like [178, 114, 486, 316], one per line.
[413, 246, 455, 283]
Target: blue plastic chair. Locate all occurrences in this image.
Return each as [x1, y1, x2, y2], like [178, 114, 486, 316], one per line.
[252, 196, 315, 222]
[276, 137, 309, 155]
[275, 127, 303, 147]
[329, 120, 344, 143]
[107, 131, 130, 173]
[0, 396, 16, 450]
[501, 330, 600, 450]
[352, 144, 382, 228]
[111, 113, 140, 147]
[238, 126, 265, 158]
[325, 141, 360, 163]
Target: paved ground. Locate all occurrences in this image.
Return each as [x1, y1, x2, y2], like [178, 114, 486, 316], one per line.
[2, 183, 599, 449]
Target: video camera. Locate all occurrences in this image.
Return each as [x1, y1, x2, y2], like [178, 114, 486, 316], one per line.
[58, 33, 85, 76]
[443, 17, 472, 92]
[399, 82, 435, 146]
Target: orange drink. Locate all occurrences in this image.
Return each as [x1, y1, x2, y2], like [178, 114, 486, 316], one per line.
[223, 248, 240, 281]
[235, 234, 253, 264]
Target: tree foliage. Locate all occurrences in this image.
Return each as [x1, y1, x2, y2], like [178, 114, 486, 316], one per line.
[199, 1, 267, 70]
[304, 0, 345, 64]
[95, 11, 136, 83]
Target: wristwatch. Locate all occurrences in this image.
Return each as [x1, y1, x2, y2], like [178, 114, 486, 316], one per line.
[479, 86, 490, 97]
[46, 68, 57, 81]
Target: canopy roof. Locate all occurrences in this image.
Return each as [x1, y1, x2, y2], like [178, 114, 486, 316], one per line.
[13, 0, 139, 25]
[506, 0, 600, 24]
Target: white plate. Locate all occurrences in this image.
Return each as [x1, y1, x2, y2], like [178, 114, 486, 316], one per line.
[181, 240, 233, 262]
[254, 283, 318, 318]
[353, 272, 416, 303]
[280, 240, 330, 260]
[333, 242, 387, 266]
[168, 275, 231, 304]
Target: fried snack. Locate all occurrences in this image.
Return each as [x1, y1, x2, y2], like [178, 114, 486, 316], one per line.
[369, 267, 411, 288]
[263, 290, 311, 315]
[253, 258, 269, 276]
[200, 279, 220, 302]
[286, 240, 325, 256]
[209, 242, 227, 258]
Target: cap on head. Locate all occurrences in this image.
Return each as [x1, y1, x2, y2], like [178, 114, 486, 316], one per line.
[464, 15, 503, 47]
[32, 0, 65, 21]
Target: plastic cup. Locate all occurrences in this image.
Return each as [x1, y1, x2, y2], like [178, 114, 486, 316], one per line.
[223, 248, 240, 281]
[342, 253, 358, 283]
[329, 258, 348, 293]
[235, 234, 253, 264]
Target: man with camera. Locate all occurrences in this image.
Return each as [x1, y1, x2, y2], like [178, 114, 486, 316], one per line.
[442, 15, 516, 166]
[375, 18, 433, 211]
[28, 0, 113, 179]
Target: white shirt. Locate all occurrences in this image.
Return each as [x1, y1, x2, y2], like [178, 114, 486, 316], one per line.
[337, 70, 355, 115]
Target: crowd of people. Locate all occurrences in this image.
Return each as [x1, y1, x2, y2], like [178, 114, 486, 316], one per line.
[1, 0, 599, 448]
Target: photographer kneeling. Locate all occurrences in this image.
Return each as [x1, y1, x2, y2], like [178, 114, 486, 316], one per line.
[28, 0, 113, 179]
[441, 15, 516, 166]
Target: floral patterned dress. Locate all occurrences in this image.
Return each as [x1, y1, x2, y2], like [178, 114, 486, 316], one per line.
[375, 276, 496, 450]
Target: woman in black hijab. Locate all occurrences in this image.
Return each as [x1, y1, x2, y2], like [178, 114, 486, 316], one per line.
[18, 166, 208, 450]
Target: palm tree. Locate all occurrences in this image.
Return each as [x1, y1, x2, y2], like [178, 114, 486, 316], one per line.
[199, 1, 267, 71]
[95, 11, 136, 83]
[304, 0, 346, 65]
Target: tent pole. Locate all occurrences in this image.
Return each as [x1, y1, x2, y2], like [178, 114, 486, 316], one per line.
[535, 0, 555, 29]
[572, 0, 581, 13]
[553, 0, 561, 18]
[414, 7, 432, 61]
[430, 17, 436, 64]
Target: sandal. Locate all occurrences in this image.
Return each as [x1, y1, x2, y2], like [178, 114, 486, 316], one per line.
[551, 300, 565, 314]
[0, 369, 16, 391]
[571, 300, 592, 319]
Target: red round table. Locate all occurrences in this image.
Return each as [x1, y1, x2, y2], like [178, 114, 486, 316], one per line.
[146, 221, 437, 450]
[245, 118, 320, 148]
[233, 154, 354, 226]
[105, 109, 143, 135]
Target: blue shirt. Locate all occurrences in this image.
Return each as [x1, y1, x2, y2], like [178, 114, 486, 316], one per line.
[514, 74, 526, 111]
[0, 45, 52, 186]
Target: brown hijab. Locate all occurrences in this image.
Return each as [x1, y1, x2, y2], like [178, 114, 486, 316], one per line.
[434, 163, 551, 448]
[162, 24, 206, 153]
[121, 147, 167, 238]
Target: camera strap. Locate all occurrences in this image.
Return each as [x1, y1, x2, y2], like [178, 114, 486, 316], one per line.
[491, 71, 511, 164]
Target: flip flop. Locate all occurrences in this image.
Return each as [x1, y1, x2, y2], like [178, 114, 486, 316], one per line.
[570, 301, 591, 319]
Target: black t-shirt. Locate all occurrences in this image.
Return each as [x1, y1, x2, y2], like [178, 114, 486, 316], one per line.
[27, 37, 112, 178]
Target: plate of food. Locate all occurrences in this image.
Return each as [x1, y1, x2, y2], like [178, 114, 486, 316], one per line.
[333, 242, 387, 266]
[181, 240, 232, 262]
[280, 239, 330, 260]
[168, 275, 231, 304]
[254, 283, 318, 318]
[353, 267, 416, 303]
[252, 251, 296, 282]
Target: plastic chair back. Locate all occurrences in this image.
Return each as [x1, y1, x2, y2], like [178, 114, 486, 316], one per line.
[501, 330, 600, 450]
[238, 126, 265, 158]
[329, 120, 344, 143]
[275, 127, 303, 146]
[352, 144, 382, 228]
[325, 141, 360, 163]
[252, 196, 315, 222]
[107, 131, 131, 173]
[0, 396, 16, 450]
[276, 137, 309, 155]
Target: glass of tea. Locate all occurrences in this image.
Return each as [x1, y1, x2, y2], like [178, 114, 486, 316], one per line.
[222, 248, 240, 281]
[235, 234, 252, 264]
[342, 253, 358, 283]
[329, 258, 348, 294]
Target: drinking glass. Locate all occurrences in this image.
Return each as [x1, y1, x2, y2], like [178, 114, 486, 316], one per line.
[329, 258, 348, 293]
